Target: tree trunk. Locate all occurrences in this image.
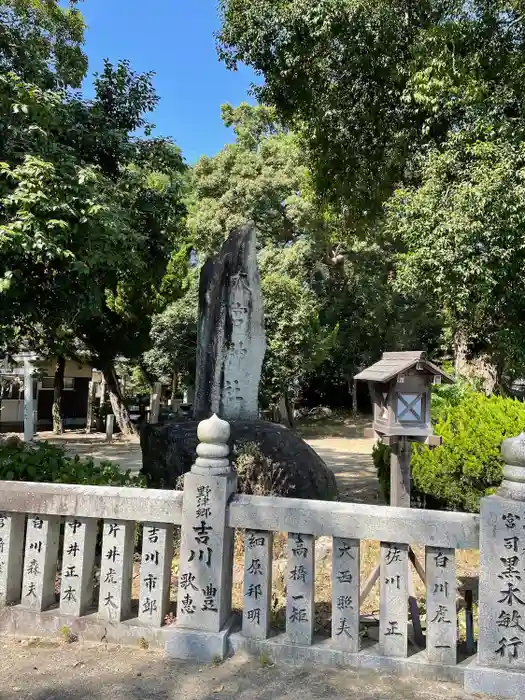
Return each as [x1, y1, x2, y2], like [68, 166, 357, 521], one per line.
[284, 392, 295, 430]
[351, 376, 358, 416]
[453, 329, 468, 378]
[85, 380, 95, 433]
[52, 355, 66, 434]
[101, 361, 137, 436]
[171, 371, 178, 409]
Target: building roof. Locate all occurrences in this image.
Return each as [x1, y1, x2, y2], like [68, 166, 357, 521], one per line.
[354, 351, 454, 384]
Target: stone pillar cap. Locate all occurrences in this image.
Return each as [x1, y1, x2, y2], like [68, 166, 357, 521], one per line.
[197, 413, 230, 444]
[501, 433, 525, 467]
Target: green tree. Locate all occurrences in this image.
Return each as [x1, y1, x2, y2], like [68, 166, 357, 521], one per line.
[218, 1, 525, 219]
[218, 1, 525, 382]
[0, 2, 188, 434]
[144, 283, 198, 389]
[187, 102, 315, 255]
[188, 104, 340, 407]
[0, 0, 86, 89]
[387, 136, 525, 388]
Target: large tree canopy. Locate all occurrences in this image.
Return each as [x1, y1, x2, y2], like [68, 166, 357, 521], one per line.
[218, 1, 525, 386]
[218, 1, 525, 219]
[0, 2, 188, 432]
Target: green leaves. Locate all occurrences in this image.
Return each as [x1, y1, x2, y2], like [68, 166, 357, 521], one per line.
[0, 437, 144, 487]
[411, 391, 525, 512]
[388, 136, 525, 382]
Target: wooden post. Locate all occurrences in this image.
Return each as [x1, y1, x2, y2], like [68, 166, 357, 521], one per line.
[23, 359, 34, 442]
[105, 414, 114, 441]
[85, 380, 96, 433]
[390, 438, 411, 508]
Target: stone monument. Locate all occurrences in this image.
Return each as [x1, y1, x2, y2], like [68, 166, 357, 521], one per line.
[140, 222, 338, 502]
[193, 221, 265, 421]
[465, 432, 525, 698]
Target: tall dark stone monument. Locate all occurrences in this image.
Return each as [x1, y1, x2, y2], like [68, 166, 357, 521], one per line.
[140, 222, 338, 502]
[193, 222, 265, 421]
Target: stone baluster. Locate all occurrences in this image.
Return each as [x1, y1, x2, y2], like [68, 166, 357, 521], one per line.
[286, 532, 315, 645]
[425, 546, 457, 664]
[0, 512, 26, 607]
[379, 541, 408, 657]
[138, 521, 174, 627]
[331, 537, 360, 652]
[60, 517, 98, 616]
[466, 433, 525, 697]
[21, 514, 60, 611]
[166, 414, 237, 662]
[243, 529, 273, 639]
[98, 519, 134, 622]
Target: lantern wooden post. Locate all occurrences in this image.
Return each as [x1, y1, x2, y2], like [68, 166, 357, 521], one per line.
[356, 351, 454, 650]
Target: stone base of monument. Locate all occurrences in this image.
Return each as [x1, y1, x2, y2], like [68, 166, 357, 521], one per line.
[165, 616, 235, 662]
[229, 632, 471, 683]
[0, 604, 169, 649]
[464, 661, 525, 698]
[140, 419, 338, 501]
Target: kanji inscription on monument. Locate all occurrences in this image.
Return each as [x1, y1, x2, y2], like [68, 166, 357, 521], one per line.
[331, 537, 360, 652]
[478, 497, 525, 669]
[286, 532, 315, 645]
[98, 519, 134, 622]
[380, 541, 408, 658]
[60, 517, 97, 616]
[243, 529, 272, 639]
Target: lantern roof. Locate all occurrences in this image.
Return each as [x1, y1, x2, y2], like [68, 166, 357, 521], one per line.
[354, 351, 454, 384]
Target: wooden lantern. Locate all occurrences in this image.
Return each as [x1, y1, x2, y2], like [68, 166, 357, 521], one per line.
[355, 351, 453, 445]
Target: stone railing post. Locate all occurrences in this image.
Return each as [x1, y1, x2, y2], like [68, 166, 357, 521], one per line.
[166, 414, 237, 662]
[465, 432, 525, 698]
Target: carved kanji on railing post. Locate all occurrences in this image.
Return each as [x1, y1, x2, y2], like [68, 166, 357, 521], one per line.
[166, 414, 237, 662]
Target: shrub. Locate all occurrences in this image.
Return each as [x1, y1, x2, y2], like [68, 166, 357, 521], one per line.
[0, 437, 144, 487]
[233, 442, 294, 497]
[411, 392, 525, 512]
[372, 441, 391, 502]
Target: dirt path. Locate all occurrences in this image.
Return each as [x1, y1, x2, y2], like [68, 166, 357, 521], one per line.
[38, 430, 380, 503]
[306, 436, 379, 504]
[0, 639, 485, 700]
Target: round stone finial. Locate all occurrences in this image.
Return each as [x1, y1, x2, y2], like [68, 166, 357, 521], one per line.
[499, 433, 525, 501]
[192, 414, 231, 476]
[197, 413, 231, 444]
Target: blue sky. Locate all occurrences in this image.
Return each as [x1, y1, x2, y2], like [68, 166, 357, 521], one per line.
[81, 1, 258, 163]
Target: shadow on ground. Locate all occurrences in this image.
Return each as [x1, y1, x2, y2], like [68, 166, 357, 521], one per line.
[0, 640, 485, 700]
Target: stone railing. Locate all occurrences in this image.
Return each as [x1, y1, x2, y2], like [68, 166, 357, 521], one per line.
[227, 494, 479, 678]
[0, 482, 183, 646]
[0, 415, 525, 698]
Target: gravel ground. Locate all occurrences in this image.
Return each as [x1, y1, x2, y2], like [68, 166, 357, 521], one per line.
[0, 639, 492, 700]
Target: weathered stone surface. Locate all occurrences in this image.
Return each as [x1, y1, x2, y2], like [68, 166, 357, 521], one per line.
[379, 542, 408, 658]
[478, 495, 525, 671]
[331, 537, 360, 652]
[98, 519, 134, 622]
[243, 530, 272, 639]
[193, 222, 265, 421]
[176, 471, 237, 633]
[140, 419, 338, 501]
[464, 660, 525, 698]
[286, 533, 315, 645]
[60, 517, 97, 617]
[228, 494, 479, 548]
[165, 617, 234, 662]
[425, 546, 457, 665]
[0, 512, 25, 607]
[0, 481, 183, 523]
[20, 514, 60, 612]
[138, 522, 174, 627]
